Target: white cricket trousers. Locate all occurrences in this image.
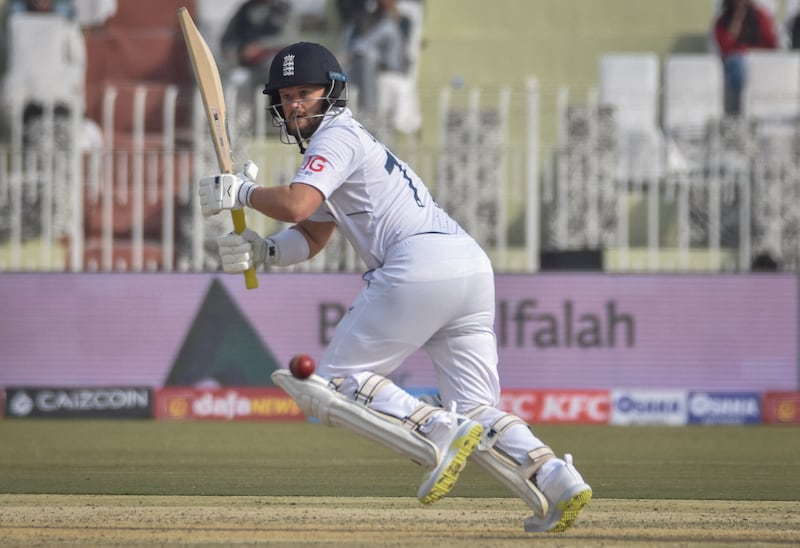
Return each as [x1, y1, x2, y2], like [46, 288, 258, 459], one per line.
[317, 232, 501, 412]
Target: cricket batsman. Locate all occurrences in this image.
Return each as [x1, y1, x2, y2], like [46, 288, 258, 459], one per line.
[197, 41, 591, 532]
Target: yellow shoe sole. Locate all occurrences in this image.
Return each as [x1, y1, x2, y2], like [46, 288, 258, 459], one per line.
[548, 488, 592, 533]
[419, 423, 483, 505]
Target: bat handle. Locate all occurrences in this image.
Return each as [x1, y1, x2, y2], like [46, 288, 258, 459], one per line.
[230, 209, 259, 289]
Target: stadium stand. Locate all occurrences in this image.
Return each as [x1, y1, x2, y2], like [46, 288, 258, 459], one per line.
[77, 0, 195, 271]
[4, 0, 800, 273]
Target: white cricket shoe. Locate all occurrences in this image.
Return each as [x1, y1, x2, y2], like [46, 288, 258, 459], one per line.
[524, 454, 592, 533]
[417, 415, 483, 505]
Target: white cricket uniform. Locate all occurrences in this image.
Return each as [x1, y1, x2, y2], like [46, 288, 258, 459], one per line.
[292, 108, 501, 411]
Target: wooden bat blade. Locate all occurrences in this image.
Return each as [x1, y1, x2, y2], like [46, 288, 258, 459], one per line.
[177, 7, 232, 173]
[178, 7, 258, 289]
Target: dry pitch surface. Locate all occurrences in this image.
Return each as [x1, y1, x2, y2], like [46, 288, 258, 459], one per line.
[1, 495, 798, 547]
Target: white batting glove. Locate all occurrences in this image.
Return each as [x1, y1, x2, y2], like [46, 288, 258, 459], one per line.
[198, 160, 259, 217]
[217, 228, 273, 273]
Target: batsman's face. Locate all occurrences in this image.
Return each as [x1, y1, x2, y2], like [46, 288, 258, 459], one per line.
[279, 84, 328, 140]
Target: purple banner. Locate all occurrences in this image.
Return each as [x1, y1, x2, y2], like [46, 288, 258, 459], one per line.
[0, 273, 796, 390]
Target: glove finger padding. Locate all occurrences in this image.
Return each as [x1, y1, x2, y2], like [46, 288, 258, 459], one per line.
[218, 229, 265, 273]
[198, 172, 257, 217]
[198, 175, 221, 217]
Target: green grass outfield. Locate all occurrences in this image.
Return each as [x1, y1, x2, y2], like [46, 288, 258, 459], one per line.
[0, 421, 797, 501]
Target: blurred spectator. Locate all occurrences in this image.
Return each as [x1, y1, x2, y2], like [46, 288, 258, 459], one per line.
[337, 0, 365, 25]
[6, 0, 75, 19]
[0, 0, 84, 241]
[788, 9, 800, 49]
[1, 0, 84, 147]
[713, 0, 779, 115]
[338, 0, 406, 123]
[220, 0, 290, 106]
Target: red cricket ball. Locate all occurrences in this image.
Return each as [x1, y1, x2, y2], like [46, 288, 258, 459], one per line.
[289, 353, 316, 379]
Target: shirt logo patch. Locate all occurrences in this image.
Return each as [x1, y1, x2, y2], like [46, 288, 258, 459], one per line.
[300, 155, 328, 173]
[282, 54, 295, 77]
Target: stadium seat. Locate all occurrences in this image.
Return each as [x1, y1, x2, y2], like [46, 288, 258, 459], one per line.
[663, 54, 724, 138]
[598, 52, 664, 180]
[662, 54, 724, 174]
[741, 50, 800, 128]
[1, 13, 86, 109]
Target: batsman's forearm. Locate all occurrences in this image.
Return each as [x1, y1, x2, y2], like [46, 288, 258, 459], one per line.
[295, 220, 336, 258]
[249, 183, 323, 223]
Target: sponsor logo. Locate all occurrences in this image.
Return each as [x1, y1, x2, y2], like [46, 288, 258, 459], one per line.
[688, 392, 760, 424]
[496, 299, 635, 349]
[9, 391, 34, 416]
[155, 388, 304, 421]
[616, 395, 680, 414]
[500, 390, 610, 424]
[4, 387, 152, 418]
[300, 155, 328, 174]
[777, 400, 797, 422]
[166, 396, 190, 419]
[282, 54, 295, 77]
[611, 390, 687, 425]
[762, 391, 800, 424]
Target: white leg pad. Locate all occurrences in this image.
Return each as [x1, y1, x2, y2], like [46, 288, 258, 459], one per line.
[468, 409, 551, 519]
[470, 447, 549, 519]
[272, 370, 438, 468]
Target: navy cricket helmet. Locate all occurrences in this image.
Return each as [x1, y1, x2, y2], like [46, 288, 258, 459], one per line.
[263, 42, 348, 111]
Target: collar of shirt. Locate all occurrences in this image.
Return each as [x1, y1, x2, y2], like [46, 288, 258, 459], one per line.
[309, 106, 352, 142]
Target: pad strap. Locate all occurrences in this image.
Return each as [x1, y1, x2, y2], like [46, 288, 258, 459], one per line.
[353, 374, 392, 405]
[330, 375, 441, 431]
[328, 377, 345, 391]
[519, 446, 556, 480]
[468, 405, 528, 450]
[402, 403, 442, 432]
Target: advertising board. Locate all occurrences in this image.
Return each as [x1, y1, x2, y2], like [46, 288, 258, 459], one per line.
[3, 387, 152, 418]
[0, 273, 796, 391]
[762, 391, 800, 424]
[154, 387, 304, 421]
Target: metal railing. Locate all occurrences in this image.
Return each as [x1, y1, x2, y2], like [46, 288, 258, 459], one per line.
[2, 79, 799, 274]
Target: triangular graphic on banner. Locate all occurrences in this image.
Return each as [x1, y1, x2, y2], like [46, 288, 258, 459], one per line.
[165, 278, 280, 386]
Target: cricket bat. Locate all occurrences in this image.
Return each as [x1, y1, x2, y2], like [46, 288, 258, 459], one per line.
[178, 7, 258, 289]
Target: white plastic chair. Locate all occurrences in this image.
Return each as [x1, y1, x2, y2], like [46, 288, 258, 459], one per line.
[741, 50, 800, 123]
[600, 53, 661, 132]
[663, 54, 724, 137]
[1, 12, 86, 107]
[599, 53, 664, 179]
[662, 54, 725, 174]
